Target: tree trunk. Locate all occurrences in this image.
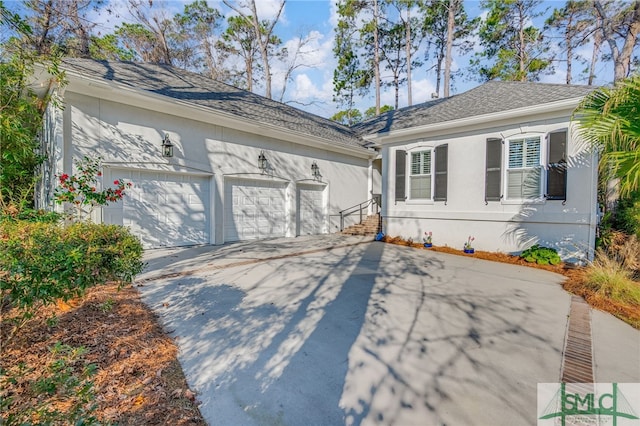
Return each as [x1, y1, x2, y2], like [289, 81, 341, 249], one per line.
[35, 0, 54, 55]
[405, 5, 412, 106]
[589, 14, 602, 85]
[616, 0, 640, 81]
[373, 0, 381, 115]
[594, 0, 640, 82]
[443, 0, 456, 97]
[566, 26, 572, 84]
[518, 1, 526, 80]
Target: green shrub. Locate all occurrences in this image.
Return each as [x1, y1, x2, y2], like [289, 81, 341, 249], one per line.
[0, 208, 63, 224]
[585, 250, 640, 306]
[520, 244, 562, 265]
[613, 192, 640, 238]
[0, 221, 144, 334]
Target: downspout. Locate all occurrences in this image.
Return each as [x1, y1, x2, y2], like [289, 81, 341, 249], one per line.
[367, 158, 373, 214]
[587, 150, 599, 262]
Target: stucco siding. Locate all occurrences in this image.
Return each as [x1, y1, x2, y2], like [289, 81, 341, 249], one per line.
[59, 91, 369, 245]
[381, 115, 597, 261]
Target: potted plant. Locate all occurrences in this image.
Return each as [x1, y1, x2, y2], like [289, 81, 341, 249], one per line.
[423, 231, 433, 248]
[464, 236, 475, 254]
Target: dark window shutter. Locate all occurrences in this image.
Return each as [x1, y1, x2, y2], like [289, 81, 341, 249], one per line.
[485, 138, 502, 202]
[547, 129, 567, 200]
[434, 144, 448, 201]
[395, 149, 406, 201]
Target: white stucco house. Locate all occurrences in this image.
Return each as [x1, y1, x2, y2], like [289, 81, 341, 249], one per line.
[34, 59, 598, 260]
[353, 81, 598, 261]
[34, 59, 379, 248]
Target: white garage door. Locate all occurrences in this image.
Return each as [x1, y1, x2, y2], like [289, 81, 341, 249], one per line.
[298, 185, 326, 235]
[225, 179, 287, 242]
[103, 169, 210, 248]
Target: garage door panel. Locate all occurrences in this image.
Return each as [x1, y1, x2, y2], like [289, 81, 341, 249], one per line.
[298, 186, 326, 236]
[224, 179, 287, 242]
[104, 170, 210, 248]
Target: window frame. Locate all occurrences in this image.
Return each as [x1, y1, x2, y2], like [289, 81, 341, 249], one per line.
[407, 148, 434, 202]
[503, 133, 546, 203]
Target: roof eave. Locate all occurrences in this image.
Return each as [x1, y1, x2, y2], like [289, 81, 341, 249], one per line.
[362, 97, 585, 144]
[44, 64, 373, 159]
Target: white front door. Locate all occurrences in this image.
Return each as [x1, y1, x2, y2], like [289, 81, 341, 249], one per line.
[297, 185, 326, 235]
[103, 169, 211, 248]
[224, 178, 287, 242]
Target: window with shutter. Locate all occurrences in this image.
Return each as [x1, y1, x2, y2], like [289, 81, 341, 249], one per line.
[485, 138, 502, 202]
[434, 145, 448, 201]
[506, 136, 542, 200]
[547, 129, 567, 200]
[409, 150, 432, 200]
[395, 149, 406, 201]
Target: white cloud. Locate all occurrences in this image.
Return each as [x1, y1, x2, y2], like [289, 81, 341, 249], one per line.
[220, 0, 287, 24]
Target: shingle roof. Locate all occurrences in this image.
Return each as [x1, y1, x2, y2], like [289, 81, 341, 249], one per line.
[352, 80, 595, 136]
[61, 58, 365, 149]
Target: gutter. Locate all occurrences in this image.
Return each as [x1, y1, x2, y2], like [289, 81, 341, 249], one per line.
[38, 64, 375, 160]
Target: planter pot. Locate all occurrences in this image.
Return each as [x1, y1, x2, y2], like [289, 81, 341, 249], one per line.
[424, 243, 432, 248]
[463, 248, 475, 254]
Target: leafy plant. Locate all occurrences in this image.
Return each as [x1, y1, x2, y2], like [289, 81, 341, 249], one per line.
[520, 245, 561, 265]
[0, 221, 144, 340]
[54, 156, 133, 221]
[464, 236, 475, 250]
[423, 231, 432, 244]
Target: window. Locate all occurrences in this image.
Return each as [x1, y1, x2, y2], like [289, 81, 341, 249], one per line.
[410, 150, 432, 199]
[506, 136, 542, 200]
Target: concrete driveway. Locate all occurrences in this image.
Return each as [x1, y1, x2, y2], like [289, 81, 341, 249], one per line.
[138, 237, 640, 426]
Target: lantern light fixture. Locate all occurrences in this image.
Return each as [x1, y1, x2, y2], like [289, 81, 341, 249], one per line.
[162, 133, 174, 157]
[311, 161, 321, 180]
[258, 151, 268, 173]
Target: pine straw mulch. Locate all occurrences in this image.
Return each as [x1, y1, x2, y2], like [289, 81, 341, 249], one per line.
[382, 236, 640, 330]
[0, 282, 206, 425]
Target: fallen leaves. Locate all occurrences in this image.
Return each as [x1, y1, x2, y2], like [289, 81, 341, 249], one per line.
[0, 283, 206, 425]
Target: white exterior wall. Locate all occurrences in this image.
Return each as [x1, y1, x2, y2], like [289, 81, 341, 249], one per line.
[46, 89, 370, 246]
[381, 113, 598, 261]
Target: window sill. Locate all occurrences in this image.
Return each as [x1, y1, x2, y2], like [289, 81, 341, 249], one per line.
[501, 198, 546, 206]
[406, 199, 435, 206]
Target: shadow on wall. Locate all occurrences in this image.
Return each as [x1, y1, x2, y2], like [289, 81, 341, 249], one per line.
[503, 151, 594, 260]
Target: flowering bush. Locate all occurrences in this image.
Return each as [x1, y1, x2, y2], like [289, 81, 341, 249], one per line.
[464, 236, 475, 250]
[54, 156, 132, 221]
[423, 231, 432, 244]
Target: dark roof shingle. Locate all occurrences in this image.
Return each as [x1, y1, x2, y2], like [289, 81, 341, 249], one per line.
[353, 80, 595, 136]
[61, 58, 365, 149]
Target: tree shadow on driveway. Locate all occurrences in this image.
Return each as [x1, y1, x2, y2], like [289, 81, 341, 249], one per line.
[139, 242, 570, 426]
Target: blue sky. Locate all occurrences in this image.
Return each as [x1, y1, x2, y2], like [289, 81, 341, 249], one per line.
[31, 0, 621, 118]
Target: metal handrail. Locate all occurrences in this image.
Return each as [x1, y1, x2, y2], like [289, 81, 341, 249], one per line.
[339, 196, 381, 231]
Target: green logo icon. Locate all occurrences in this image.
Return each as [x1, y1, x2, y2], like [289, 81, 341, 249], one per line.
[539, 383, 639, 425]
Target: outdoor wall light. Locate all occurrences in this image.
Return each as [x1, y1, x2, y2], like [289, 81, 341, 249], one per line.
[311, 161, 321, 180]
[258, 151, 268, 173]
[162, 133, 174, 157]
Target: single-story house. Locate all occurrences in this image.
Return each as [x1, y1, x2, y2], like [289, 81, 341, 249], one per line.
[353, 81, 597, 261]
[33, 59, 379, 248]
[33, 59, 597, 260]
